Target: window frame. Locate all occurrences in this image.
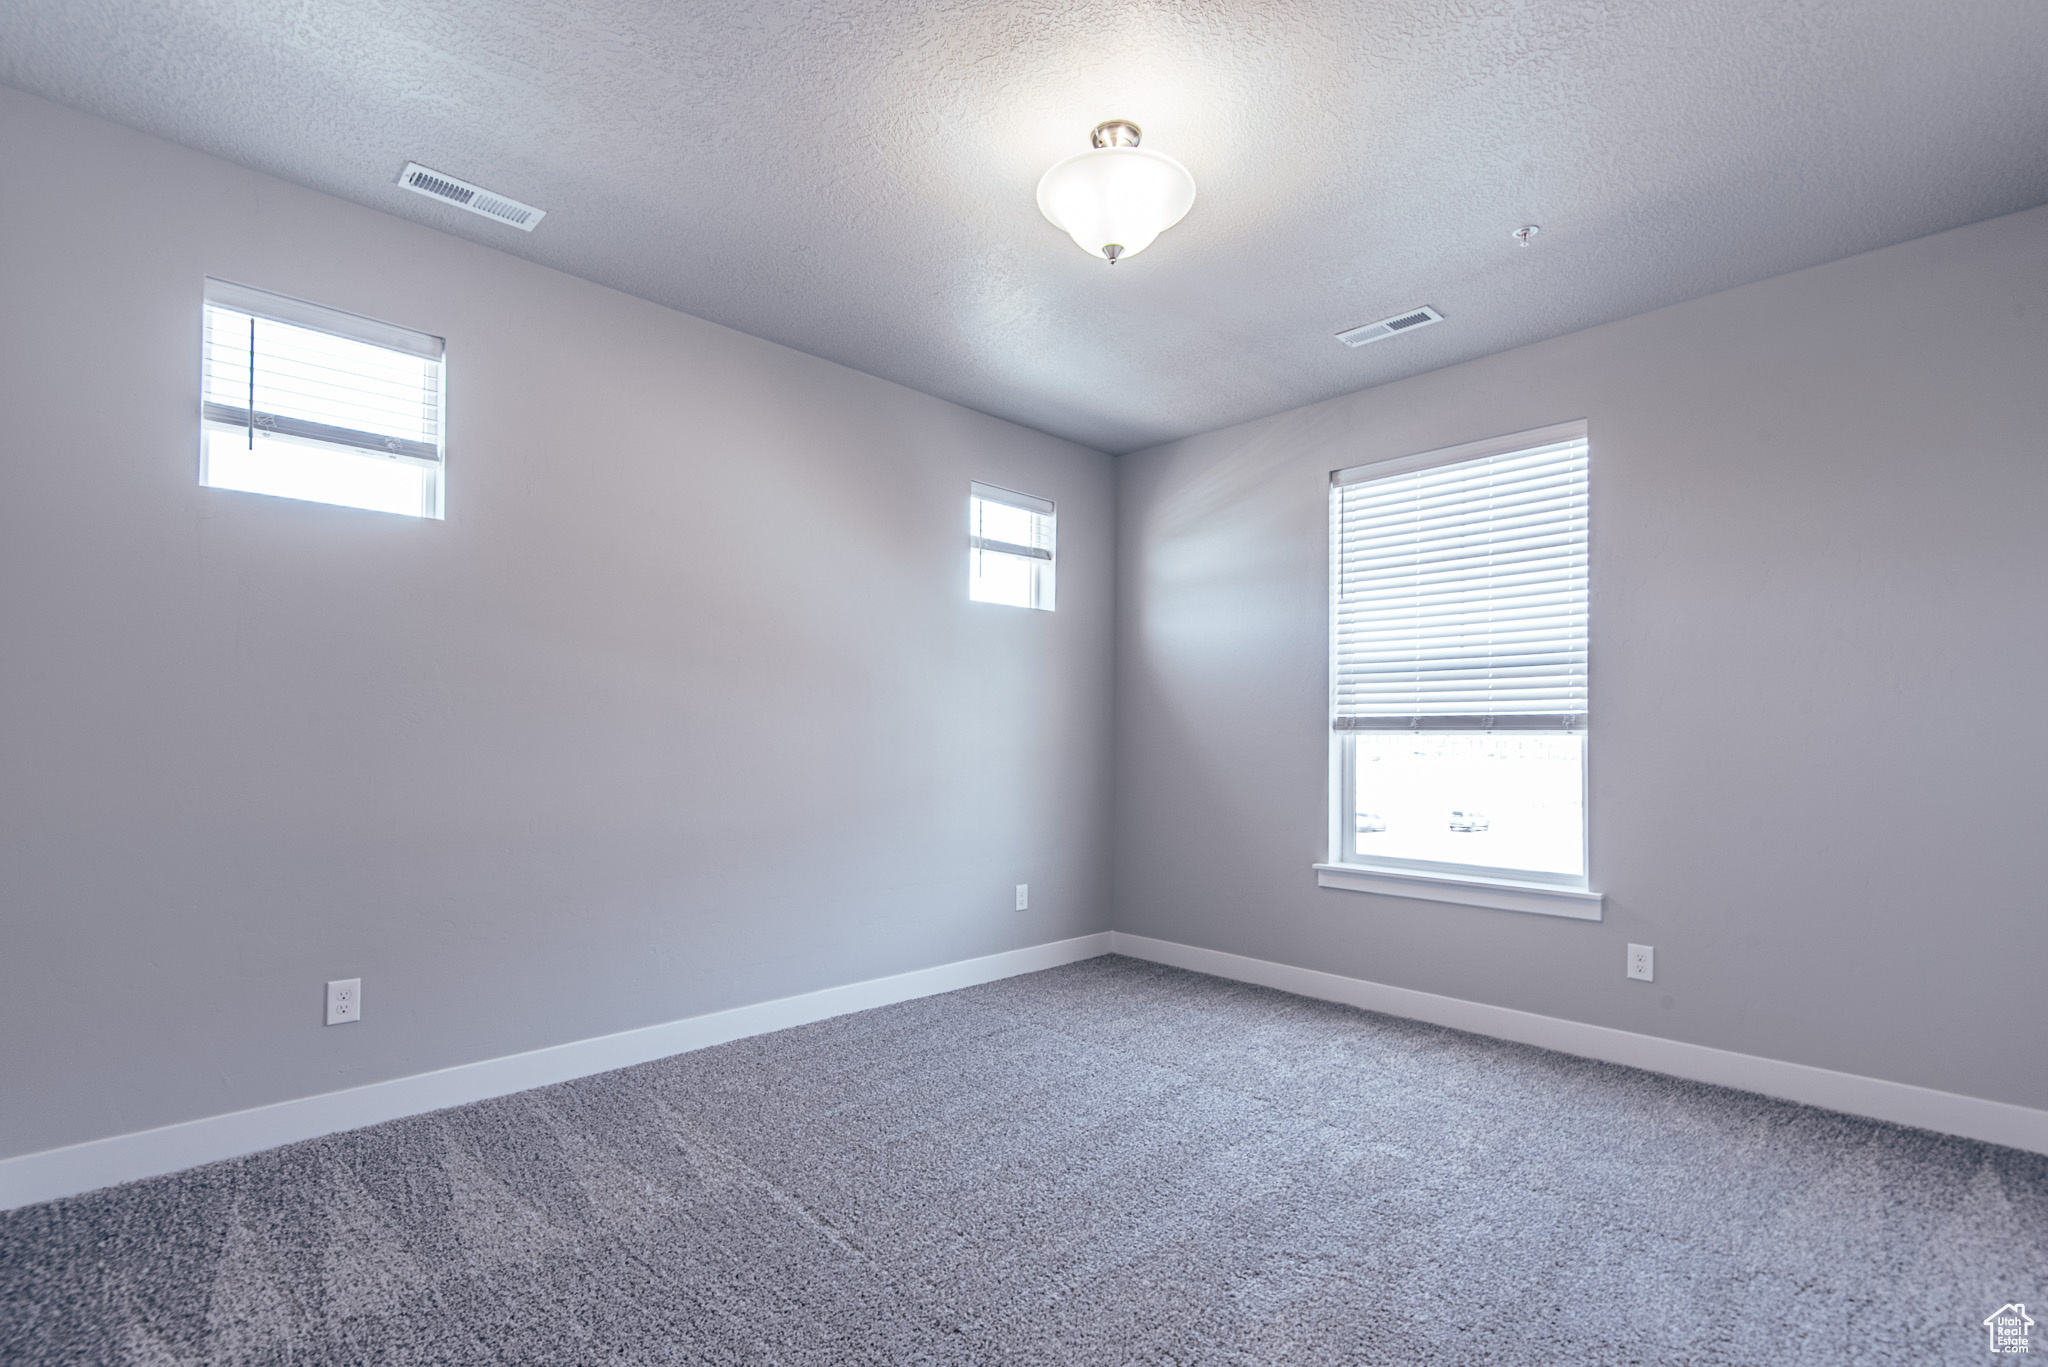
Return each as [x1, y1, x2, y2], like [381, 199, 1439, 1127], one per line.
[968, 481, 1056, 611]
[1318, 421, 1602, 919]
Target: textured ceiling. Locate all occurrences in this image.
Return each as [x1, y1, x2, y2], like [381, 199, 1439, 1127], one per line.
[5, 1, 2046, 453]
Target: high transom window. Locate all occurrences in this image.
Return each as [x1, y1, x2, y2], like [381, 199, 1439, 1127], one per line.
[969, 482, 1055, 610]
[201, 279, 445, 518]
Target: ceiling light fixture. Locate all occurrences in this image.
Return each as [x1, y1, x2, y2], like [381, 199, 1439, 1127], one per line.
[1036, 121, 1197, 264]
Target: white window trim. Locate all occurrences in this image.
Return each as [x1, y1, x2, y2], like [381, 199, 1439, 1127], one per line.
[1323, 419, 1599, 919]
[968, 481, 1056, 611]
[1312, 863, 1603, 920]
[205, 279, 444, 360]
[1329, 418, 1587, 487]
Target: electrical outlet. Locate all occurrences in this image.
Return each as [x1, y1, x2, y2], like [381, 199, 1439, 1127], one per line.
[1626, 945, 1654, 983]
[1015, 883, 1029, 911]
[326, 978, 361, 1025]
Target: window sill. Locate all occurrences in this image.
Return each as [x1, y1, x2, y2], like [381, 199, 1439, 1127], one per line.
[1313, 864, 1603, 921]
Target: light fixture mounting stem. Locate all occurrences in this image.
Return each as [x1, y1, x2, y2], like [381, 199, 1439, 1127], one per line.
[1091, 120, 1142, 149]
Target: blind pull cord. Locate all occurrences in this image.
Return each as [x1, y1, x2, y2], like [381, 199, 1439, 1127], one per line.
[246, 317, 256, 450]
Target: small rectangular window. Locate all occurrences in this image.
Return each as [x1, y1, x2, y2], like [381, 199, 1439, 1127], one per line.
[1330, 424, 1589, 886]
[969, 482, 1055, 610]
[201, 279, 445, 518]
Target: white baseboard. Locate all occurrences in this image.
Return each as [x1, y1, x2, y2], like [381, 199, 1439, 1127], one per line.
[0, 932, 1114, 1212]
[1108, 931, 2048, 1157]
[13, 926, 2039, 1212]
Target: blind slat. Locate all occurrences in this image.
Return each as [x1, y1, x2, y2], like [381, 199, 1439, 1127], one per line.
[1338, 563, 1588, 598]
[1337, 586, 1587, 617]
[1337, 521, 1588, 565]
[1338, 602, 1588, 633]
[1339, 715, 1588, 725]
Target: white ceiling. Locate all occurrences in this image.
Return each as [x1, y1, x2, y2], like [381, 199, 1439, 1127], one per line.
[5, 1, 2045, 453]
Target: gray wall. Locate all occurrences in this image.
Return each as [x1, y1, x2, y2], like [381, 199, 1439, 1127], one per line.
[0, 88, 1115, 1161]
[1113, 204, 2048, 1111]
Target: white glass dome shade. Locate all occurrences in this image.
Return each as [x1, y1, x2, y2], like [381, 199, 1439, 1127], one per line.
[1036, 125, 1196, 263]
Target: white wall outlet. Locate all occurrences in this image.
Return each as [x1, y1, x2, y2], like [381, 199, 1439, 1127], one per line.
[325, 978, 362, 1025]
[1626, 944, 1654, 982]
[1015, 883, 1029, 911]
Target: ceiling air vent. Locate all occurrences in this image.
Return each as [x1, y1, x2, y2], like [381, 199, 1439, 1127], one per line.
[396, 162, 545, 232]
[1335, 306, 1443, 347]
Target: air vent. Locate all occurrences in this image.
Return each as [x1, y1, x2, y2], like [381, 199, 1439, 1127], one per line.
[1335, 305, 1443, 348]
[396, 163, 546, 232]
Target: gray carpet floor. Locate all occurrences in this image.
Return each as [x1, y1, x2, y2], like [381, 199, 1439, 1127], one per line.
[3, 956, 2043, 1365]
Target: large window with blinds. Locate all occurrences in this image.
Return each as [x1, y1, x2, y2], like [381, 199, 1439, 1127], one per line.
[1329, 422, 1589, 887]
[201, 279, 445, 518]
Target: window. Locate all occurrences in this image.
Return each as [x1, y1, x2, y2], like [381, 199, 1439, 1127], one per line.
[969, 482, 1055, 610]
[1329, 423, 1589, 890]
[201, 279, 445, 518]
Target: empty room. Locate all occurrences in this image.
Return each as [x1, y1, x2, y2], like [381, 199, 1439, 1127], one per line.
[2, 1, 2044, 1362]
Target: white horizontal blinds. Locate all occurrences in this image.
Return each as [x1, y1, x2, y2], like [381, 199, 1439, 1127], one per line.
[201, 280, 443, 464]
[1332, 435, 1588, 730]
